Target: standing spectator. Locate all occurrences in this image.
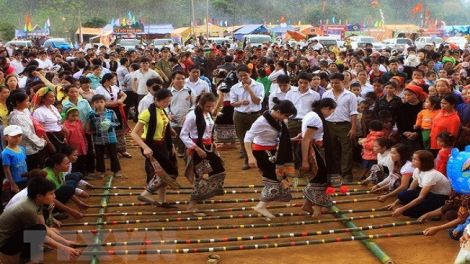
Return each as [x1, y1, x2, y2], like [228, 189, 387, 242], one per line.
[230, 65, 264, 170]
[322, 73, 358, 182]
[132, 57, 161, 121]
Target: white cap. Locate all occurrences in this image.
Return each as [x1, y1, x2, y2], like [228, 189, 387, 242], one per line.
[463, 62, 469, 68]
[4, 125, 23, 136]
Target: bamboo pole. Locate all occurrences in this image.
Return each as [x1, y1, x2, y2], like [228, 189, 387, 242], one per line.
[331, 204, 394, 264]
[61, 213, 393, 235]
[89, 176, 113, 264]
[78, 231, 424, 256]
[74, 220, 420, 247]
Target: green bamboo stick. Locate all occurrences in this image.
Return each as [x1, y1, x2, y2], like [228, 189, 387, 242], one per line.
[89, 176, 113, 264]
[330, 205, 394, 264]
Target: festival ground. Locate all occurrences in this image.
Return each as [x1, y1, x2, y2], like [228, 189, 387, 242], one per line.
[0, 136, 461, 264]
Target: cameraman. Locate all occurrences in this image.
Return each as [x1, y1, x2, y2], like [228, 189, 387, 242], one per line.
[217, 55, 236, 72]
[230, 65, 265, 170]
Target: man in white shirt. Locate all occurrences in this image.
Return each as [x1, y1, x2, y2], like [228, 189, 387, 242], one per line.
[285, 72, 320, 138]
[132, 57, 161, 121]
[357, 70, 374, 98]
[322, 72, 358, 182]
[184, 65, 210, 96]
[35, 51, 53, 71]
[9, 51, 24, 75]
[138, 78, 162, 114]
[230, 65, 265, 170]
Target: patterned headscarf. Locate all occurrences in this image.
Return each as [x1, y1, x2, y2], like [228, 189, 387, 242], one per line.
[32, 87, 54, 105]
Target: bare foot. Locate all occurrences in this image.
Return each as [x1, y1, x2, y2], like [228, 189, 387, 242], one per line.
[254, 203, 276, 219]
[301, 201, 314, 214]
[311, 211, 322, 219]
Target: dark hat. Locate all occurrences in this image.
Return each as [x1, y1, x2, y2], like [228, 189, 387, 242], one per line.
[161, 47, 171, 52]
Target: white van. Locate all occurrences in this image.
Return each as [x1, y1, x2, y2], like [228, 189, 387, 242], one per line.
[307, 36, 338, 50]
[208, 37, 233, 45]
[241, 34, 271, 48]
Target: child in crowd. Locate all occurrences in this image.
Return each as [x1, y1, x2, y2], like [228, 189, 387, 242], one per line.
[1, 125, 28, 205]
[434, 131, 455, 177]
[78, 77, 95, 103]
[350, 82, 364, 103]
[425, 71, 437, 86]
[86, 94, 122, 178]
[428, 85, 437, 97]
[361, 138, 394, 185]
[364, 92, 378, 110]
[414, 95, 440, 150]
[63, 107, 88, 176]
[361, 109, 376, 137]
[373, 144, 414, 203]
[358, 120, 384, 180]
[387, 150, 451, 218]
[372, 79, 384, 97]
[377, 110, 393, 138]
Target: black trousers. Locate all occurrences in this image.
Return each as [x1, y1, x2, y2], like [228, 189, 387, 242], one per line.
[0, 224, 46, 261]
[95, 143, 121, 173]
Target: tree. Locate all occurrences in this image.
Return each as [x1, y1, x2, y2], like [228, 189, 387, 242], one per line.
[0, 23, 15, 41]
[83, 17, 108, 28]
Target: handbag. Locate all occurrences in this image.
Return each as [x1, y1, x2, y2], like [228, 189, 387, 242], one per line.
[194, 159, 213, 178]
[31, 116, 46, 138]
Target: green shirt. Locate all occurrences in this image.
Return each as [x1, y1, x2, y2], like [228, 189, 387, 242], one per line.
[44, 167, 65, 190]
[256, 76, 271, 97]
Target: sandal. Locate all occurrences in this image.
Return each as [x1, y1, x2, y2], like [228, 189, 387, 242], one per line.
[207, 254, 220, 264]
[120, 152, 132, 158]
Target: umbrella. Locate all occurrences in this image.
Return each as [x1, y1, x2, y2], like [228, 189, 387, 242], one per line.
[287, 30, 306, 41]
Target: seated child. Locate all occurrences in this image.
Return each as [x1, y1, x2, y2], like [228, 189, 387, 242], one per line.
[358, 120, 384, 180]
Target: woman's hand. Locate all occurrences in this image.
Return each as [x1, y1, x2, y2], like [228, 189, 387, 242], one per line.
[76, 201, 89, 211]
[248, 156, 257, 168]
[423, 226, 442, 236]
[377, 195, 388, 203]
[143, 146, 153, 159]
[301, 160, 309, 172]
[460, 231, 470, 244]
[417, 213, 430, 222]
[195, 147, 207, 159]
[392, 206, 405, 217]
[79, 191, 89, 199]
[62, 126, 70, 138]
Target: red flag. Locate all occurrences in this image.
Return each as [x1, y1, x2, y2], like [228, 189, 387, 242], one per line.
[322, 1, 327, 12]
[412, 3, 423, 14]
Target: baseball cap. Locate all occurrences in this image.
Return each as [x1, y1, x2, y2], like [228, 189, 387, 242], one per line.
[4, 125, 23, 136]
[161, 47, 171, 52]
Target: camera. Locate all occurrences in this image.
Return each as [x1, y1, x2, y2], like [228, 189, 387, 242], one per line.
[217, 70, 238, 93]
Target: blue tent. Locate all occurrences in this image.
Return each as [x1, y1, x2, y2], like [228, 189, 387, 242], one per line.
[234, 24, 269, 40]
[270, 25, 294, 34]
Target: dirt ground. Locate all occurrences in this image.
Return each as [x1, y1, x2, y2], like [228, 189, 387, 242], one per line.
[1, 135, 462, 264]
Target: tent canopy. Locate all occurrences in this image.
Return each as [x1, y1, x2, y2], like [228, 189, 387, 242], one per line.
[144, 24, 174, 34]
[75, 27, 103, 35]
[270, 25, 294, 34]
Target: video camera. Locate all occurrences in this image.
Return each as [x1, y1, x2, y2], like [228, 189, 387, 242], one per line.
[216, 70, 238, 93]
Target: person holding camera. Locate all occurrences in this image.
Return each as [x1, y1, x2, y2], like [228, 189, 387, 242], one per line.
[230, 65, 265, 170]
[213, 69, 238, 150]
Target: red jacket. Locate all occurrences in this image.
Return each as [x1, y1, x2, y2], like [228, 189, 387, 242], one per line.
[430, 110, 460, 150]
[362, 130, 385, 161]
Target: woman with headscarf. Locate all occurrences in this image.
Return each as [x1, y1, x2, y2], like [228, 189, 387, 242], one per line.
[395, 84, 427, 153]
[32, 87, 69, 154]
[180, 93, 226, 216]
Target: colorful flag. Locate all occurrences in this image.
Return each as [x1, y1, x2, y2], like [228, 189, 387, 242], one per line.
[141, 18, 145, 25]
[115, 18, 120, 27]
[225, 20, 227, 27]
[322, 1, 327, 12]
[25, 13, 32, 32]
[122, 18, 126, 27]
[128, 11, 132, 19]
[374, 21, 379, 27]
[47, 18, 50, 27]
[332, 17, 336, 24]
[412, 2, 423, 14]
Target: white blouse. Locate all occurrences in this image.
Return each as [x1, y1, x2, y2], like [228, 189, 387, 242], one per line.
[32, 105, 62, 132]
[301, 111, 323, 142]
[180, 110, 214, 149]
[244, 115, 280, 146]
[95, 85, 120, 103]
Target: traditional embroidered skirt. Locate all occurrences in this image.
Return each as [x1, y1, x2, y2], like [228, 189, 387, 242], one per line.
[145, 143, 178, 191]
[303, 183, 332, 207]
[260, 180, 292, 202]
[185, 147, 226, 201]
[214, 104, 236, 143]
[109, 105, 130, 153]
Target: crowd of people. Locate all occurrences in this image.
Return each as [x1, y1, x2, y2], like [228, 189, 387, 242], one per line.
[0, 36, 470, 263]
